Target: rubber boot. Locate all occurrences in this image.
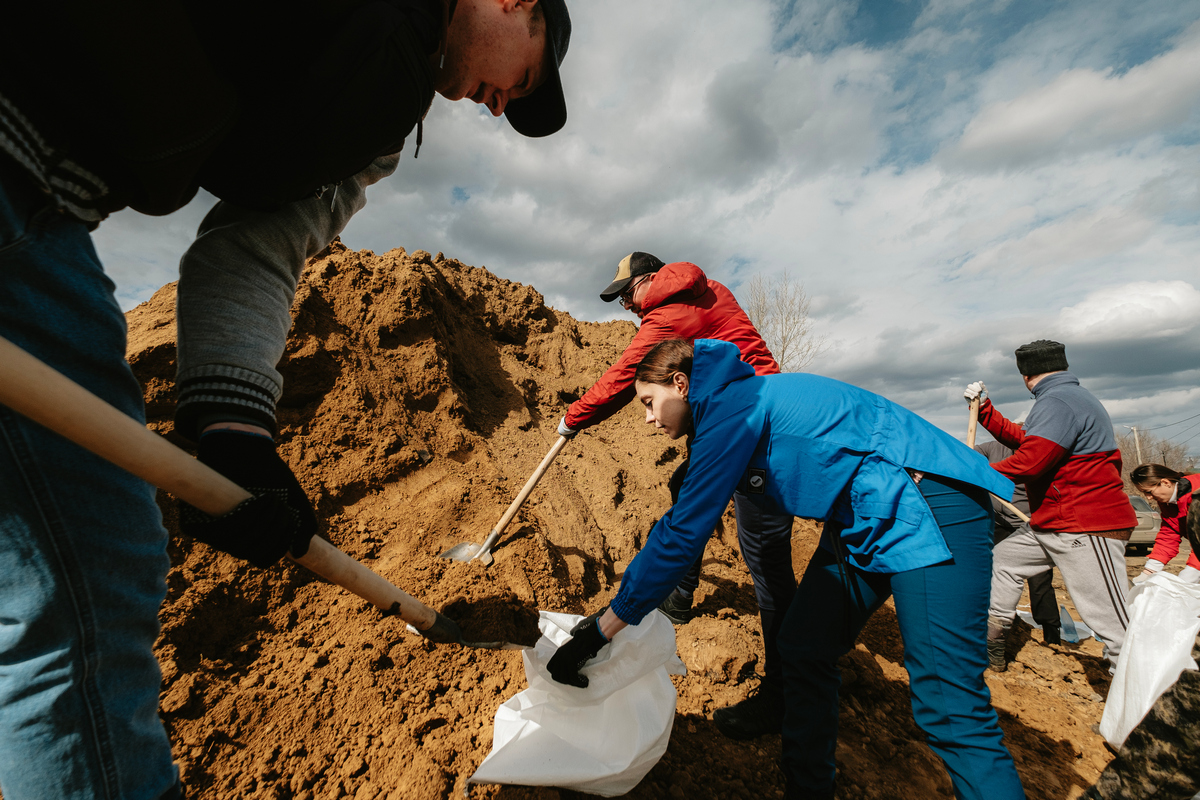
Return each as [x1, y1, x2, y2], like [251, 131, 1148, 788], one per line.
[987, 637, 1007, 672]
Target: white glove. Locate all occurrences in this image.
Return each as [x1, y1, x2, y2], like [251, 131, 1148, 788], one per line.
[1178, 565, 1200, 584]
[557, 417, 577, 439]
[963, 381, 987, 404]
[1132, 559, 1165, 584]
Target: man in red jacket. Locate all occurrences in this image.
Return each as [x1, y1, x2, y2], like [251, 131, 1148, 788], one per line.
[557, 251, 792, 739]
[965, 340, 1136, 671]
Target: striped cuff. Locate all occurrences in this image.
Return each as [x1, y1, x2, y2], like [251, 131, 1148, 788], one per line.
[1, 89, 112, 224]
[174, 366, 281, 441]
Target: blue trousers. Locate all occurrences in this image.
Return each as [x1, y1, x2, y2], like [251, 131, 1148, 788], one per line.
[0, 162, 179, 798]
[777, 474, 1024, 800]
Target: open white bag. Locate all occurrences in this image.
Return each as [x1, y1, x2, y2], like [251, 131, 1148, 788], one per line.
[468, 610, 686, 797]
[1099, 572, 1200, 748]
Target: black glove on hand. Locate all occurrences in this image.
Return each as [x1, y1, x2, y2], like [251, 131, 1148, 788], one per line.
[547, 611, 609, 688]
[179, 431, 317, 567]
[418, 611, 465, 645]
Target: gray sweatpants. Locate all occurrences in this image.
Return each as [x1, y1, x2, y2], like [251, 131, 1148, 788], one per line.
[989, 524, 1130, 665]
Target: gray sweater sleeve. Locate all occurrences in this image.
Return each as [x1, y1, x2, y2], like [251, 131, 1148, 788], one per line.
[174, 153, 401, 440]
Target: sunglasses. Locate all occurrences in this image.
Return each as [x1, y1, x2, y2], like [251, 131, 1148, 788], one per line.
[619, 274, 651, 307]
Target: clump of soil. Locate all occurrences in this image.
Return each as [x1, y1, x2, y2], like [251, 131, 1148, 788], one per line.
[430, 561, 543, 646]
[113, 242, 1117, 800]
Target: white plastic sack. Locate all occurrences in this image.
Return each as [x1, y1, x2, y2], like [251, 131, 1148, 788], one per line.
[1099, 572, 1200, 748]
[468, 610, 687, 797]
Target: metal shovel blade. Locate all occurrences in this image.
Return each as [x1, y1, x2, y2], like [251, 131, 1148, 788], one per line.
[404, 623, 523, 650]
[437, 435, 569, 567]
[438, 541, 493, 565]
[462, 640, 528, 651]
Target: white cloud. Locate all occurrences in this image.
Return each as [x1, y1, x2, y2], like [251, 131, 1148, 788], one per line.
[1057, 280, 1200, 342]
[959, 205, 1159, 275]
[1102, 386, 1200, 421]
[948, 22, 1200, 168]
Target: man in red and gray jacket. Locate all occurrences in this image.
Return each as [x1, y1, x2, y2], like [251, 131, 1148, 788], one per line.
[965, 339, 1136, 671]
[558, 251, 792, 740]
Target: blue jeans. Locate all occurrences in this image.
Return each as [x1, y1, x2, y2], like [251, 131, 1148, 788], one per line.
[777, 474, 1024, 800]
[0, 163, 179, 798]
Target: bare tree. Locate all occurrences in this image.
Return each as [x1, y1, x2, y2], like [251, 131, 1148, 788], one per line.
[740, 270, 826, 372]
[1115, 427, 1199, 490]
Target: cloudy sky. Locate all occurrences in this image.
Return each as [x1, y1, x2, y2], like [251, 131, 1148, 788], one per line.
[95, 0, 1200, 454]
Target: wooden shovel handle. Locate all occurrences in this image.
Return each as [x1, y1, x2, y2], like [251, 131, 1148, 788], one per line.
[996, 496, 1031, 524]
[0, 336, 435, 629]
[967, 397, 980, 449]
[472, 434, 570, 562]
[964, 395, 1030, 523]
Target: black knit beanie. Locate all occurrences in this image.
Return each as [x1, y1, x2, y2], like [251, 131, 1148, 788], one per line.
[1015, 340, 1068, 376]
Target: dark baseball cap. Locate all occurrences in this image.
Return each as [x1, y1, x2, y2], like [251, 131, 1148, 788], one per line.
[504, 0, 571, 138]
[600, 252, 666, 302]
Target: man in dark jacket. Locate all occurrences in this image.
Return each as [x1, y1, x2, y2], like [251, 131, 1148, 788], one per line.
[557, 251, 795, 740]
[965, 340, 1136, 671]
[0, 3, 572, 798]
[974, 418, 1063, 652]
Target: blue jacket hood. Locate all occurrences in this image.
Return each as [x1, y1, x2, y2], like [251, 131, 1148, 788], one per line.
[688, 338, 755, 428]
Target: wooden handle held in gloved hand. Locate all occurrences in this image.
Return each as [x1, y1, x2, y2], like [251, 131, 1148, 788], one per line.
[965, 394, 1029, 524]
[0, 335, 436, 629]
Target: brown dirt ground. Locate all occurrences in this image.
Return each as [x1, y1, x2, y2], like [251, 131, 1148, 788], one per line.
[111, 243, 1142, 800]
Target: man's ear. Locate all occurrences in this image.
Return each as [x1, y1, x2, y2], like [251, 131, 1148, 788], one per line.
[673, 372, 689, 398]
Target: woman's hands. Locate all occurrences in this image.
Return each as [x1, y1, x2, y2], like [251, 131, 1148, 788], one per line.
[548, 612, 608, 687]
[547, 608, 630, 688]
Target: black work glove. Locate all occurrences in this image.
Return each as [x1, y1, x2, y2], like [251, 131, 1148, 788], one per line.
[547, 611, 610, 688]
[419, 611, 465, 645]
[179, 430, 317, 568]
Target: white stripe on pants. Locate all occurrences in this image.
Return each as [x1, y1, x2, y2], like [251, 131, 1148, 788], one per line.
[988, 524, 1129, 665]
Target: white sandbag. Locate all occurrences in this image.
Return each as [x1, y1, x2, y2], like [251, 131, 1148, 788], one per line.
[1099, 572, 1200, 748]
[468, 610, 687, 797]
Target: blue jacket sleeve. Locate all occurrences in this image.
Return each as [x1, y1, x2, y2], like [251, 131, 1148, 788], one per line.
[609, 396, 763, 624]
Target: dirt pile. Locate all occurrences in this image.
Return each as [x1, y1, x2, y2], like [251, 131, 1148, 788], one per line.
[122, 243, 1116, 799]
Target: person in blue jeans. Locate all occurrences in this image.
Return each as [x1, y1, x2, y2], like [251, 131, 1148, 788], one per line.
[0, 2, 572, 797]
[547, 338, 1026, 800]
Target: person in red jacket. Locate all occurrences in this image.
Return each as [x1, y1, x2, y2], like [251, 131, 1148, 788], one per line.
[1130, 465, 1200, 584]
[557, 251, 792, 740]
[964, 339, 1136, 671]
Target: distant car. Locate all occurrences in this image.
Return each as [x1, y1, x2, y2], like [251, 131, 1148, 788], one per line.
[1126, 495, 1162, 556]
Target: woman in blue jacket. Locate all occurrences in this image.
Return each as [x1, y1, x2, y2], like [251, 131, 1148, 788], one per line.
[548, 338, 1025, 800]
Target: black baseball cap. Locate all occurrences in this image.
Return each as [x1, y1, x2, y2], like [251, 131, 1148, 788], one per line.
[504, 0, 571, 137]
[600, 252, 666, 302]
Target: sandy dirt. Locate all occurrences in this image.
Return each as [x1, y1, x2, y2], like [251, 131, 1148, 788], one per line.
[100, 243, 1169, 799]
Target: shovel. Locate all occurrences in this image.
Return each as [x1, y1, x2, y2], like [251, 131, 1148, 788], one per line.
[0, 335, 521, 650]
[441, 435, 570, 565]
[967, 396, 1030, 524]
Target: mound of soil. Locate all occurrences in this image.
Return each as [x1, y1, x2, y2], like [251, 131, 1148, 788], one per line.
[116, 243, 1114, 800]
